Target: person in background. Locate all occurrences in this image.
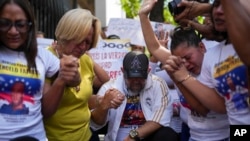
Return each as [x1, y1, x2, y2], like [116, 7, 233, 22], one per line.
[0, 0, 79, 140]
[107, 34, 121, 40]
[43, 8, 109, 141]
[130, 44, 145, 53]
[36, 31, 45, 38]
[91, 51, 179, 141]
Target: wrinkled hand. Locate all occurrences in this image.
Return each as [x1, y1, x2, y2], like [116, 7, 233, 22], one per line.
[162, 55, 189, 82]
[58, 54, 80, 86]
[174, 1, 200, 22]
[101, 88, 125, 110]
[139, 0, 158, 16]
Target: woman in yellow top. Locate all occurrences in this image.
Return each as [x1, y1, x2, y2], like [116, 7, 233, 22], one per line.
[43, 8, 108, 141]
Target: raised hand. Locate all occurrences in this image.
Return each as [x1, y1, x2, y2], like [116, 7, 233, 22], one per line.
[139, 0, 158, 16]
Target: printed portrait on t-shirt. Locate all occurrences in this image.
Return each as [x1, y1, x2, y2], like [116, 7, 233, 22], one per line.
[214, 55, 249, 111]
[0, 81, 29, 115]
[0, 69, 40, 116]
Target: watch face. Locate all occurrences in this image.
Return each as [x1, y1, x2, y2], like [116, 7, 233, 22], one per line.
[129, 129, 138, 138]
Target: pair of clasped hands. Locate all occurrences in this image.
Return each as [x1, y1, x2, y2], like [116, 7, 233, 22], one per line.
[57, 54, 81, 87]
[101, 88, 125, 110]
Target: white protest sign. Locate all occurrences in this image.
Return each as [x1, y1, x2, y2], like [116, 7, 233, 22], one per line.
[88, 39, 130, 79]
[106, 18, 175, 47]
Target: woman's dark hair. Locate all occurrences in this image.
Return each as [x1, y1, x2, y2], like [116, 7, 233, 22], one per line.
[0, 0, 38, 73]
[170, 26, 201, 52]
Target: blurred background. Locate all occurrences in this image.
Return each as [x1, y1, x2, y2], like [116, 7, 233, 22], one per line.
[30, 0, 213, 39]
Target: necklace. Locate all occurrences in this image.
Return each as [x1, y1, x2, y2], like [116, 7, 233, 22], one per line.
[127, 95, 140, 104]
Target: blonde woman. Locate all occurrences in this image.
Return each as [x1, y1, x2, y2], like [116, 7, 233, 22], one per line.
[43, 9, 109, 141]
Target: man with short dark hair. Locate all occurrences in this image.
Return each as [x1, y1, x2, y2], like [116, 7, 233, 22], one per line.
[91, 51, 178, 141]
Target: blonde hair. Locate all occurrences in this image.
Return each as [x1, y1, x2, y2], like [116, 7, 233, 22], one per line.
[55, 8, 101, 48]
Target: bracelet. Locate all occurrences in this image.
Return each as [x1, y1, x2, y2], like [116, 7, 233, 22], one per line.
[178, 74, 191, 84]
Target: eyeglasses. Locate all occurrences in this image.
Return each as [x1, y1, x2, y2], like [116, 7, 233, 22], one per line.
[0, 18, 32, 33]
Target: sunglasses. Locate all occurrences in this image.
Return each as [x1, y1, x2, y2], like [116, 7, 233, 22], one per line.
[0, 18, 32, 33]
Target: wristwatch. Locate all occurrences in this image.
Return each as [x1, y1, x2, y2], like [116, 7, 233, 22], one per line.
[129, 129, 140, 141]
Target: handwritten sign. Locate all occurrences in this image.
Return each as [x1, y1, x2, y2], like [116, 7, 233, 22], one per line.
[88, 39, 130, 79]
[106, 18, 175, 46]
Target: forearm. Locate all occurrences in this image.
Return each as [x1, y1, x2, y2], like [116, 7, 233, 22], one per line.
[181, 76, 226, 114]
[66, 77, 81, 87]
[91, 104, 109, 125]
[137, 121, 162, 139]
[175, 1, 212, 21]
[138, 13, 159, 54]
[188, 20, 215, 40]
[42, 78, 66, 118]
[221, 0, 250, 66]
[198, 3, 212, 15]
[138, 13, 170, 64]
[176, 81, 209, 116]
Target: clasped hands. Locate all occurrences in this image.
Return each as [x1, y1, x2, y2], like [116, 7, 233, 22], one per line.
[101, 88, 125, 110]
[162, 55, 190, 83]
[57, 54, 81, 87]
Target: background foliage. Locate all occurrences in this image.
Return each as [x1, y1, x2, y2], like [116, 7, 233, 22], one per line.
[120, 0, 204, 25]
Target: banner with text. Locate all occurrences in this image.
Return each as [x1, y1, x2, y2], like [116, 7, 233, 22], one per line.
[88, 39, 130, 79]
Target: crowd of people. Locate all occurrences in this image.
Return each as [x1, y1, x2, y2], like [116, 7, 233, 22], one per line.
[0, 0, 249, 141]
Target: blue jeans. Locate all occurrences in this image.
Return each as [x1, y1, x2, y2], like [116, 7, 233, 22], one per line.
[181, 122, 190, 141]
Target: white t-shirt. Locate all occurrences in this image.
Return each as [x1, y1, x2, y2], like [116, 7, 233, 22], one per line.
[0, 46, 59, 141]
[199, 40, 250, 125]
[202, 38, 219, 50]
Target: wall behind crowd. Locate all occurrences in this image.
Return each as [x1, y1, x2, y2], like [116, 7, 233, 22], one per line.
[30, 0, 94, 39]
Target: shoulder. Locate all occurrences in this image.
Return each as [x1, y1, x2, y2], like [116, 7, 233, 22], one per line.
[151, 74, 167, 83]
[37, 46, 58, 61]
[145, 74, 168, 90]
[79, 54, 94, 65]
